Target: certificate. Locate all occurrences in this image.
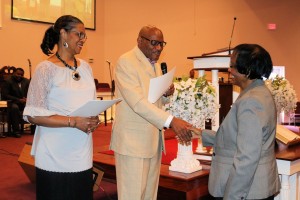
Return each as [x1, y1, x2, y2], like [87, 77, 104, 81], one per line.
[70, 99, 121, 117]
[148, 67, 176, 103]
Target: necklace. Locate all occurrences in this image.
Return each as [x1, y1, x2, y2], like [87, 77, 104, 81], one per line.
[55, 52, 81, 81]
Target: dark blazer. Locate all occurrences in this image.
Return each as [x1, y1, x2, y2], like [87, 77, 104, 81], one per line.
[202, 79, 281, 200]
[2, 76, 30, 104]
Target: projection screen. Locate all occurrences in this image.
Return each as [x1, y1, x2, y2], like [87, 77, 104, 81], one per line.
[11, 0, 95, 30]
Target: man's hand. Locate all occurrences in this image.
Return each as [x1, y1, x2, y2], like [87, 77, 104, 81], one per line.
[164, 83, 175, 97]
[170, 117, 193, 145]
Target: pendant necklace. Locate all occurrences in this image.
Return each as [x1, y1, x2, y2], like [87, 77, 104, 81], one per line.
[55, 52, 81, 81]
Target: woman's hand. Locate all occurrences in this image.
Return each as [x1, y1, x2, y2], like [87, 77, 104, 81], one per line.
[73, 116, 100, 134]
[187, 127, 202, 138]
[27, 115, 101, 134]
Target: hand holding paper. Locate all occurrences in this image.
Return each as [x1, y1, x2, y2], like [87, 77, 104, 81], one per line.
[72, 115, 100, 134]
[163, 83, 175, 97]
[70, 99, 121, 117]
[148, 67, 176, 103]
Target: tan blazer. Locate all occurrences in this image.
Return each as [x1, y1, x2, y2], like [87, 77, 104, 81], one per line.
[110, 46, 170, 158]
[202, 79, 281, 200]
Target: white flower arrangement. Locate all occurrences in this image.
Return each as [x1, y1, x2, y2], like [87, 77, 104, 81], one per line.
[164, 76, 220, 128]
[265, 75, 298, 115]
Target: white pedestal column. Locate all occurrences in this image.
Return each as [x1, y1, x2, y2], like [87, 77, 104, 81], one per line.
[195, 70, 219, 153]
[169, 143, 202, 173]
[198, 70, 205, 77]
[211, 69, 219, 131]
[280, 175, 290, 200]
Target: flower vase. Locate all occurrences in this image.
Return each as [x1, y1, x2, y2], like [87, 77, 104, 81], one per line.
[164, 76, 220, 173]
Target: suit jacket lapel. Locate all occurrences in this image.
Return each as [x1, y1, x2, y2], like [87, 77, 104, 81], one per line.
[12, 81, 22, 97]
[20, 82, 25, 97]
[133, 46, 156, 78]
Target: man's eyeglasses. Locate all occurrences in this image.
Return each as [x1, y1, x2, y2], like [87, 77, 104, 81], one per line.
[141, 36, 166, 47]
[71, 30, 87, 40]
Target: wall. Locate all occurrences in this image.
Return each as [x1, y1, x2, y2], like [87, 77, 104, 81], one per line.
[0, 0, 105, 81]
[1, 0, 300, 97]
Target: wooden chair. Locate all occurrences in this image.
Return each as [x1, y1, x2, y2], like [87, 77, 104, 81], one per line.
[97, 82, 111, 92]
[94, 79, 99, 89]
[0, 66, 15, 135]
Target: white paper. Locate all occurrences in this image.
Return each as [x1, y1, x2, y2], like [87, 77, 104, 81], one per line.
[70, 99, 121, 117]
[148, 67, 176, 103]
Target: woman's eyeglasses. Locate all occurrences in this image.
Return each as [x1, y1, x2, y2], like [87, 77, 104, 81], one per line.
[71, 30, 87, 40]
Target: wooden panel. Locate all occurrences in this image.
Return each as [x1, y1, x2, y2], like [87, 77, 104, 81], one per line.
[219, 83, 233, 124]
[18, 144, 36, 183]
[93, 153, 212, 200]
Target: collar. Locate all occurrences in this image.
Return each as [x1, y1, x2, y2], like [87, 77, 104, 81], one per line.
[238, 79, 265, 98]
[148, 59, 156, 65]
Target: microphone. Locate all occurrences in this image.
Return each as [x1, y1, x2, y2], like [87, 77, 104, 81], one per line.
[28, 59, 32, 79]
[106, 59, 114, 121]
[28, 59, 31, 67]
[161, 62, 168, 75]
[106, 60, 113, 94]
[228, 17, 237, 55]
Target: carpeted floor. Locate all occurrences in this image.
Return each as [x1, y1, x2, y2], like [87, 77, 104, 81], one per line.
[0, 123, 117, 200]
[0, 123, 199, 200]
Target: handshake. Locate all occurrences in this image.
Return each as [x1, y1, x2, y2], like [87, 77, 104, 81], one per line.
[170, 117, 202, 145]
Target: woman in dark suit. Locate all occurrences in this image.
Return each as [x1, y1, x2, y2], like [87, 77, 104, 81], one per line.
[191, 44, 281, 200]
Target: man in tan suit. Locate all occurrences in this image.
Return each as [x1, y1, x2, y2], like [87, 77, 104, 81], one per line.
[110, 26, 193, 200]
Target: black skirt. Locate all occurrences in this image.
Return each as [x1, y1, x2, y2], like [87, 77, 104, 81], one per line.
[36, 167, 93, 200]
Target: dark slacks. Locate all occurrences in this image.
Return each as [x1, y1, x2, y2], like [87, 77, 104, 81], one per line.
[214, 195, 274, 200]
[9, 102, 24, 132]
[36, 167, 93, 200]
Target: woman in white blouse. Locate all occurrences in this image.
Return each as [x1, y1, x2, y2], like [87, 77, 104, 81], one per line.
[23, 15, 100, 200]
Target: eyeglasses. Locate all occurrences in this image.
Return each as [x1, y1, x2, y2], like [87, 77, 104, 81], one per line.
[71, 30, 87, 40]
[141, 36, 166, 47]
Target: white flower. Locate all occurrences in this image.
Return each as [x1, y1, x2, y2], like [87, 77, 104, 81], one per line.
[265, 75, 298, 115]
[164, 76, 220, 128]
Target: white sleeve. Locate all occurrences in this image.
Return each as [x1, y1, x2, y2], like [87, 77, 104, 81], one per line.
[23, 61, 58, 120]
